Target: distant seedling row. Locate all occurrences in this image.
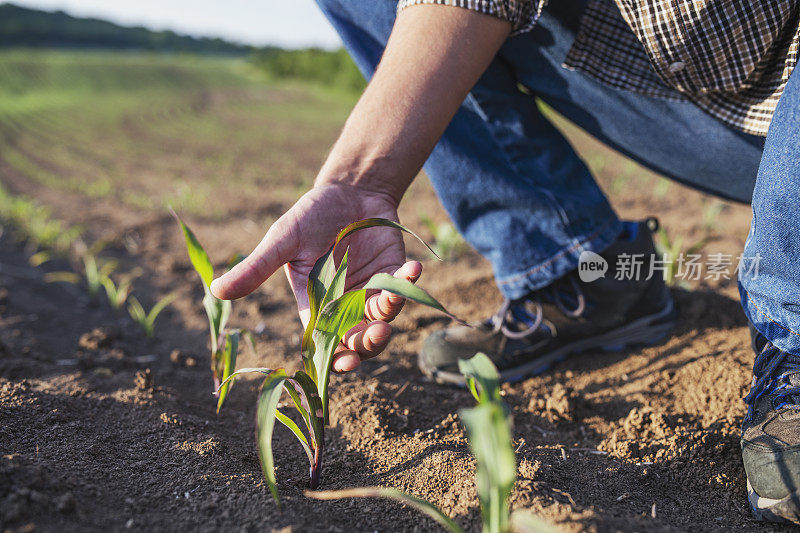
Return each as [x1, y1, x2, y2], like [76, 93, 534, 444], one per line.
[0, 183, 175, 338]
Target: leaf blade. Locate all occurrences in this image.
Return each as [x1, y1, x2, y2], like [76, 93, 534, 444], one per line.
[333, 218, 440, 260]
[256, 369, 288, 506]
[215, 367, 275, 392]
[146, 292, 177, 328]
[458, 352, 502, 405]
[203, 288, 230, 355]
[365, 273, 465, 325]
[275, 409, 313, 465]
[302, 248, 350, 380]
[305, 487, 464, 533]
[459, 402, 516, 533]
[311, 289, 366, 422]
[173, 210, 214, 287]
[305, 217, 441, 345]
[216, 330, 239, 413]
[286, 371, 324, 449]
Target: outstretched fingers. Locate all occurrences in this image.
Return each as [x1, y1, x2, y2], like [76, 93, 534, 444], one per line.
[332, 261, 423, 373]
[365, 260, 422, 322]
[210, 219, 298, 300]
[332, 320, 392, 372]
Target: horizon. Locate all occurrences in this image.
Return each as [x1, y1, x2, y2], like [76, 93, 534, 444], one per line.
[5, 0, 344, 50]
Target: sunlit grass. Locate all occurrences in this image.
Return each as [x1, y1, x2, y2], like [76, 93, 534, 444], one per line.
[0, 50, 356, 217]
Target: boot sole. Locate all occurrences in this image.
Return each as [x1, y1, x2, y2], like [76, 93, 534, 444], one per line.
[748, 479, 800, 524]
[419, 298, 676, 385]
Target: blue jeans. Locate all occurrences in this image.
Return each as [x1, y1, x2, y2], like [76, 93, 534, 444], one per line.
[315, 0, 799, 353]
[739, 69, 800, 357]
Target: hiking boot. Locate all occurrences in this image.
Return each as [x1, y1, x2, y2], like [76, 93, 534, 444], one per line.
[742, 325, 800, 524]
[418, 219, 676, 384]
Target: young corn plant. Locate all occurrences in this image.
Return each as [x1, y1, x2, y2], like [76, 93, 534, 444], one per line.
[127, 293, 176, 338]
[420, 214, 467, 261]
[100, 269, 140, 310]
[701, 199, 726, 232]
[44, 252, 117, 298]
[173, 212, 238, 413]
[654, 227, 706, 288]
[215, 218, 463, 501]
[306, 353, 555, 533]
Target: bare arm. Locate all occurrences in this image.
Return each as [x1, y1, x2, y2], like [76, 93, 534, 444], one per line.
[211, 6, 510, 371]
[316, 6, 511, 203]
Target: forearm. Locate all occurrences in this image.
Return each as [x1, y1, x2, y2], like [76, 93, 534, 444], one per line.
[315, 5, 511, 204]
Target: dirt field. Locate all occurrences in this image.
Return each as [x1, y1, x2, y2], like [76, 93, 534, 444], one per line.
[0, 52, 789, 532]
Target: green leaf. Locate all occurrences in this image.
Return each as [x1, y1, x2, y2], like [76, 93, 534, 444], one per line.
[100, 276, 120, 308]
[305, 487, 464, 533]
[256, 369, 288, 507]
[304, 217, 440, 358]
[288, 370, 324, 448]
[459, 402, 516, 533]
[29, 250, 53, 267]
[333, 218, 440, 260]
[319, 247, 350, 315]
[147, 293, 176, 329]
[458, 353, 502, 405]
[216, 330, 239, 413]
[83, 254, 100, 296]
[203, 288, 231, 355]
[173, 210, 214, 288]
[275, 409, 314, 465]
[365, 273, 466, 325]
[303, 245, 336, 363]
[127, 294, 175, 338]
[303, 248, 350, 379]
[312, 289, 366, 423]
[44, 271, 81, 285]
[98, 259, 118, 279]
[215, 367, 275, 391]
[128, 296, 146, 323]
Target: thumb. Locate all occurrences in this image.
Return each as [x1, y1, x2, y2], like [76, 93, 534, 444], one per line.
[210, 220, 298, 300]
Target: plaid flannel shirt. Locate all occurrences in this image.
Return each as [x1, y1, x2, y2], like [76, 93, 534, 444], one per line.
[397, 0, 799, 136]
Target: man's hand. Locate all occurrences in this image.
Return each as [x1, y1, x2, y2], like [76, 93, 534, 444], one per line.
[210, 183, 421, 372]
[211, 5, 510, 372]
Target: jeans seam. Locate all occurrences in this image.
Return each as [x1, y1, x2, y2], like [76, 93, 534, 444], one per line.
[743, 286, 800, 338]
[496, 223, 609, 287]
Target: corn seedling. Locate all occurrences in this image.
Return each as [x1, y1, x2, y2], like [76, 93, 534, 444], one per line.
[100, 269, 140, 310]
[306, 353, 555, 533]
[43, 252, 117, 298]
[83, 253, 117, 298]
[609, 160, 637, 196]
[215, 218, 463, 501]
[0, 183, 82, 254]
[173, 212, 237, 412]
[702, 199, 726, 232]
[654, 178, 671, 198]
[127, 293, 176, 338]
[654, 227, 706, 288]
[420, 214, 467, 261]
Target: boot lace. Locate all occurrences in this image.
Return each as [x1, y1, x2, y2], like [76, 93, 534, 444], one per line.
[744, 341, 800, 422]
[490, 275, 587, 340]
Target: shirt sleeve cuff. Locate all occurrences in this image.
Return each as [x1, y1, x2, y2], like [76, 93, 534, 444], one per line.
[397, 0, 546, 36]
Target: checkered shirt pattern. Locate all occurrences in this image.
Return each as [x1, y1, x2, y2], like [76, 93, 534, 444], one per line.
[398, 0, 799, 136]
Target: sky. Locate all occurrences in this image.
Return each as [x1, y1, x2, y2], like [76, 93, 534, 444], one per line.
[11, 0, 344, 49]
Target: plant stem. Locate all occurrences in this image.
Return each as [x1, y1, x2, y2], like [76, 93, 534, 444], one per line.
[309, 436, 324, 489]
